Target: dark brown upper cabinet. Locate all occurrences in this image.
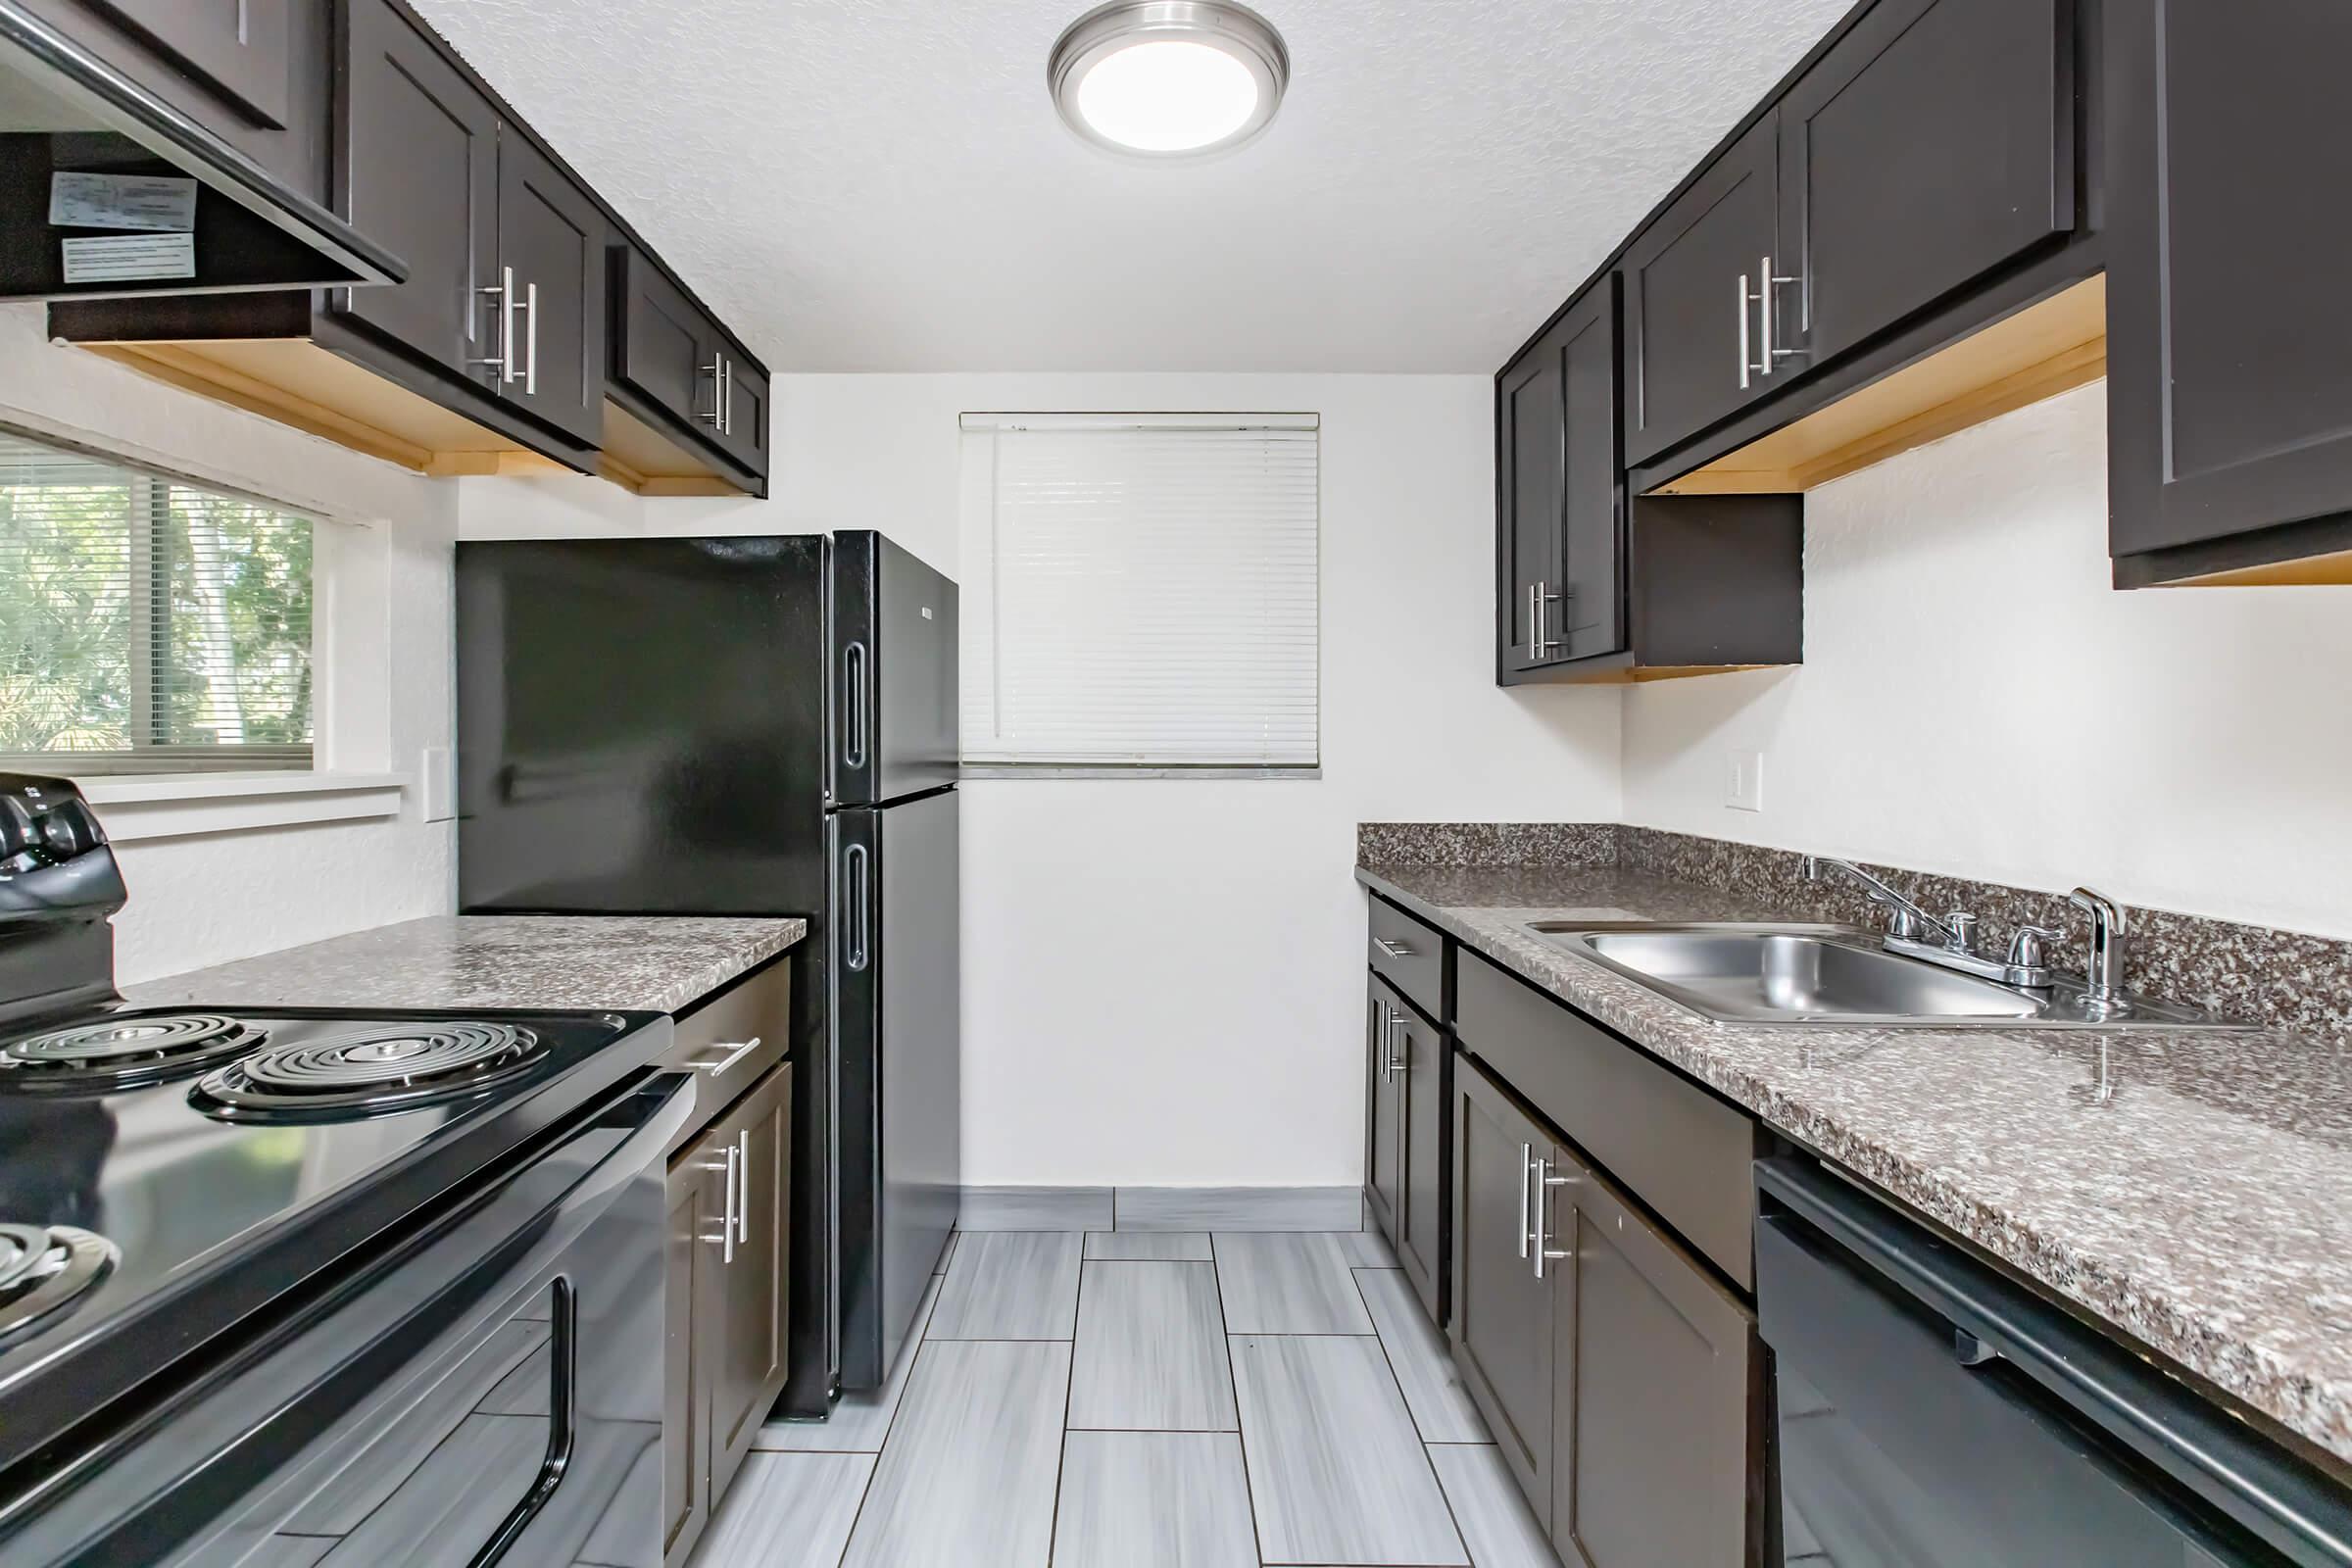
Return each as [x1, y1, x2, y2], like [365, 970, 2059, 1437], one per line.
[1498, 277, 1623, 681]
[84, 0, 293, 128]
[494, 130, 604, 448]
[339, 0, 600, 448]
[2106, 2, 2352, 586]
[609, 243, 771, 493]
[1499, 280, 1798, 687]
[1620, 117, 1780, 468]
[338, 0, 499, 384]
[40, 0, 764, 495]
[1772, 0, 2073, 375]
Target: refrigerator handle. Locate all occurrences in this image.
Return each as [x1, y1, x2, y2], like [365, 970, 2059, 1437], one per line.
[842, 641, 868, 771]
[843, 842, 869, 971]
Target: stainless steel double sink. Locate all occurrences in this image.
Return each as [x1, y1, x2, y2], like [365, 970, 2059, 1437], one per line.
[1526, 922, 2248, 1029]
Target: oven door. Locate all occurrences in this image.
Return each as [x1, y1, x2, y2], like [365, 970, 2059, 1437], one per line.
[1, 1073, 693, 1568]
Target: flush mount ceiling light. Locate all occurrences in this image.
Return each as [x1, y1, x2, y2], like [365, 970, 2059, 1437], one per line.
[1049, 1, 1291, 159]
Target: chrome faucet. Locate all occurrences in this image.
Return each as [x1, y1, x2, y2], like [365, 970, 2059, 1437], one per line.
[1800, 857, 1954, 945]
[1803, 857, 2057, 989]
[2067, 887, 2131, 1015]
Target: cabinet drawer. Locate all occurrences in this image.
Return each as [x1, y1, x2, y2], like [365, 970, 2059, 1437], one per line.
[1367, 896, 1446, 1021]
[660, 960, 790, 1141]
[1456, 952, 1754, 1289]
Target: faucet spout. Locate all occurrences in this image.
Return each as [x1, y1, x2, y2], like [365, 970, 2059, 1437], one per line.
[2067, 887, 2130, 1013]
[1802, 857, 1955, 947]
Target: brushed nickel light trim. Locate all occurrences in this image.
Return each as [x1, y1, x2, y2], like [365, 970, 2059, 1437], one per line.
[1048, 1, 1291, 159]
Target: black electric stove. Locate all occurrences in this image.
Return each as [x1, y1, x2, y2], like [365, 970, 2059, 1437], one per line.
[0, 775, 687, 1566]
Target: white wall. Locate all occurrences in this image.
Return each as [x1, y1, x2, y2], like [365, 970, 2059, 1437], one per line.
[0, 305, 458, 983]
[461, 373, 1623, 1185]
[1623, 380, 2352, 942]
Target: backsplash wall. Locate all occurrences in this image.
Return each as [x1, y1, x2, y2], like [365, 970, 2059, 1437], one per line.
[1620, 380, 2352, 947]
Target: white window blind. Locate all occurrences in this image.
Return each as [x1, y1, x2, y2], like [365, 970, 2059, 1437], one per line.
[959, 415, 1318, 769]
[0, 428, 314, 772]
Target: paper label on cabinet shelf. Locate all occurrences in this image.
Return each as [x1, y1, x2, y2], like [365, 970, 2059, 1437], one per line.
[60, 232, 196, 284]
[48, 172, 198, 232]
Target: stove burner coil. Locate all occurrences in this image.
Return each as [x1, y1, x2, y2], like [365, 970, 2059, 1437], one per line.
[192, 1022, 546, 1119]
[0, 1014, 262, 1092]
[0, 1223, 116, 1341]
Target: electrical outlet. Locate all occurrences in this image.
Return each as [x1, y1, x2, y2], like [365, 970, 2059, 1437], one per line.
[1726, 749, 1765, 812]
[421, 747, 456, 823]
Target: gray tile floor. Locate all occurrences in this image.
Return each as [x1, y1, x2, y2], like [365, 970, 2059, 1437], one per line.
[696, 1226, 1564, 1568]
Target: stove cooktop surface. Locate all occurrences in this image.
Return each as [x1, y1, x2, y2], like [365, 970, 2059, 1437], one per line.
[0, 1002, 667, 1476]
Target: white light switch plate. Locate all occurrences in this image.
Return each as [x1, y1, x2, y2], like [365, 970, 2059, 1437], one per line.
[1725, 749, 1765, 812]
[421, 746, 456, 823]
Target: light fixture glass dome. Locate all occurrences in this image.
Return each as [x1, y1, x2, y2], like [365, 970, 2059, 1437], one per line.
[1050, 2, 1291, 159]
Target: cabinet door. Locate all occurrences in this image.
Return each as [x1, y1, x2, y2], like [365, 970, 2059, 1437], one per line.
[709, 1063, 793, 1508]
[1365, 978, 1403, 1246]
[1556, 278, 1624, 662]
[612, 245, 723, 442]
[1396, 1003, 1445, 1322]
[662, 1139, 723, 1567]
[2107, 2, 2352, 558]
[711, 351, 769, 476]
[496, 130, 606, 448]
[338, 0, 500, 380]
[1450, 1055, 1555, 1515]
[1496, 330, 1562, 677]
[1622, 117, 1779, 466]
[1777, 0, 2071, 373]
[1554, 1158, 1754, 1568]
[83, 0, 292, 126]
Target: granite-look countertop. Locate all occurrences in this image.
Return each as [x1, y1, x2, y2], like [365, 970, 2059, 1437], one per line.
[126, 915, 807, 1016]
[1359, 860, 2352, 1470]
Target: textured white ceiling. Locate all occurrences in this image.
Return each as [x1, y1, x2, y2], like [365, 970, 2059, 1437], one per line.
[411, 0, 1854, 372]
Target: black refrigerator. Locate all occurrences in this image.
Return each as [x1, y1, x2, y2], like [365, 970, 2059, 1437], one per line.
[454, 529, 959, 1416]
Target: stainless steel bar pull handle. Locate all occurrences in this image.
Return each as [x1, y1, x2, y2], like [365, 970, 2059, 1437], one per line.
[1533, 1159, 1573, 1280]
[734, 1130, 750, 1243]
[522, 279, 539, 396]
[1385, 1008, 1408, 1077]
[470, 266, 516, 381]
[1758, 255, 1802, 373]
[699, 358, 724, 424]
[1517, 1142, 1534, 1259]
[1737, 270, 1752, 390]
[1373, 937, 1413, 959]
[698, 1144, 738, 1262]
[692, 1036, 762, 1076]
[1527, 582, 1539, 656]
[720, 357, 734, 435]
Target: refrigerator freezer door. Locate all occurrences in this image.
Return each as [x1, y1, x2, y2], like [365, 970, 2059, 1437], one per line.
[456, 536, 829, 914]
[829, 531, 959, 808]
[828, 792, 960, 1391]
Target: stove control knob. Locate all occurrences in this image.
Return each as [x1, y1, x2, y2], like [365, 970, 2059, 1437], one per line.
[0, 796, 35, 858]
[38, 800, 102, 858]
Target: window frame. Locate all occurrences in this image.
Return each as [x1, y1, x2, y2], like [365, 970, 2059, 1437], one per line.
[956, 411, 1323, 781]
[0, 423, 319, 776]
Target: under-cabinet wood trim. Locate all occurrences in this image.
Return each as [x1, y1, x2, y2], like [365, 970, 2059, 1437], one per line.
[1653, 275, 2108, 496]
[84, 342, 439, 471]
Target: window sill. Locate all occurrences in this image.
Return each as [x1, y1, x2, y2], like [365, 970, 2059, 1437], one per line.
[958, 765, 1321, 781]
[78, 771, 410, 843]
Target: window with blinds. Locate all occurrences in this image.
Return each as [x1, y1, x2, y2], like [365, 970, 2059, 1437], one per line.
[0, 429, 315, 773]
[958, 414, 1319, 770]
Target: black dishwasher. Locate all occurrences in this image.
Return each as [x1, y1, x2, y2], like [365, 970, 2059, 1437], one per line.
[1754, 1158, 2352, 1568]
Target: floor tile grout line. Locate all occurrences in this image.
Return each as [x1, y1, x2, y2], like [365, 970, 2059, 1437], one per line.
[1209, 1232, 1274, 1568]
[1045, 1260, 1086, 1568]
[1347, 1258, 1475, 1567]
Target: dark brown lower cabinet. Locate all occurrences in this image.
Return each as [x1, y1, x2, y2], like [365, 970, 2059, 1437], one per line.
[664, 1060, 792, 1568]
[1367, 972, 1447, 1325]
[1451, 1057, 1557, 1512]
[1366, 975, 1404, 1244]
[1453, 1053, 1759, 1566]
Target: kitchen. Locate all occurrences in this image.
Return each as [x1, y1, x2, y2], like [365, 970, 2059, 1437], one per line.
[0, 0, 2347, 1565]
